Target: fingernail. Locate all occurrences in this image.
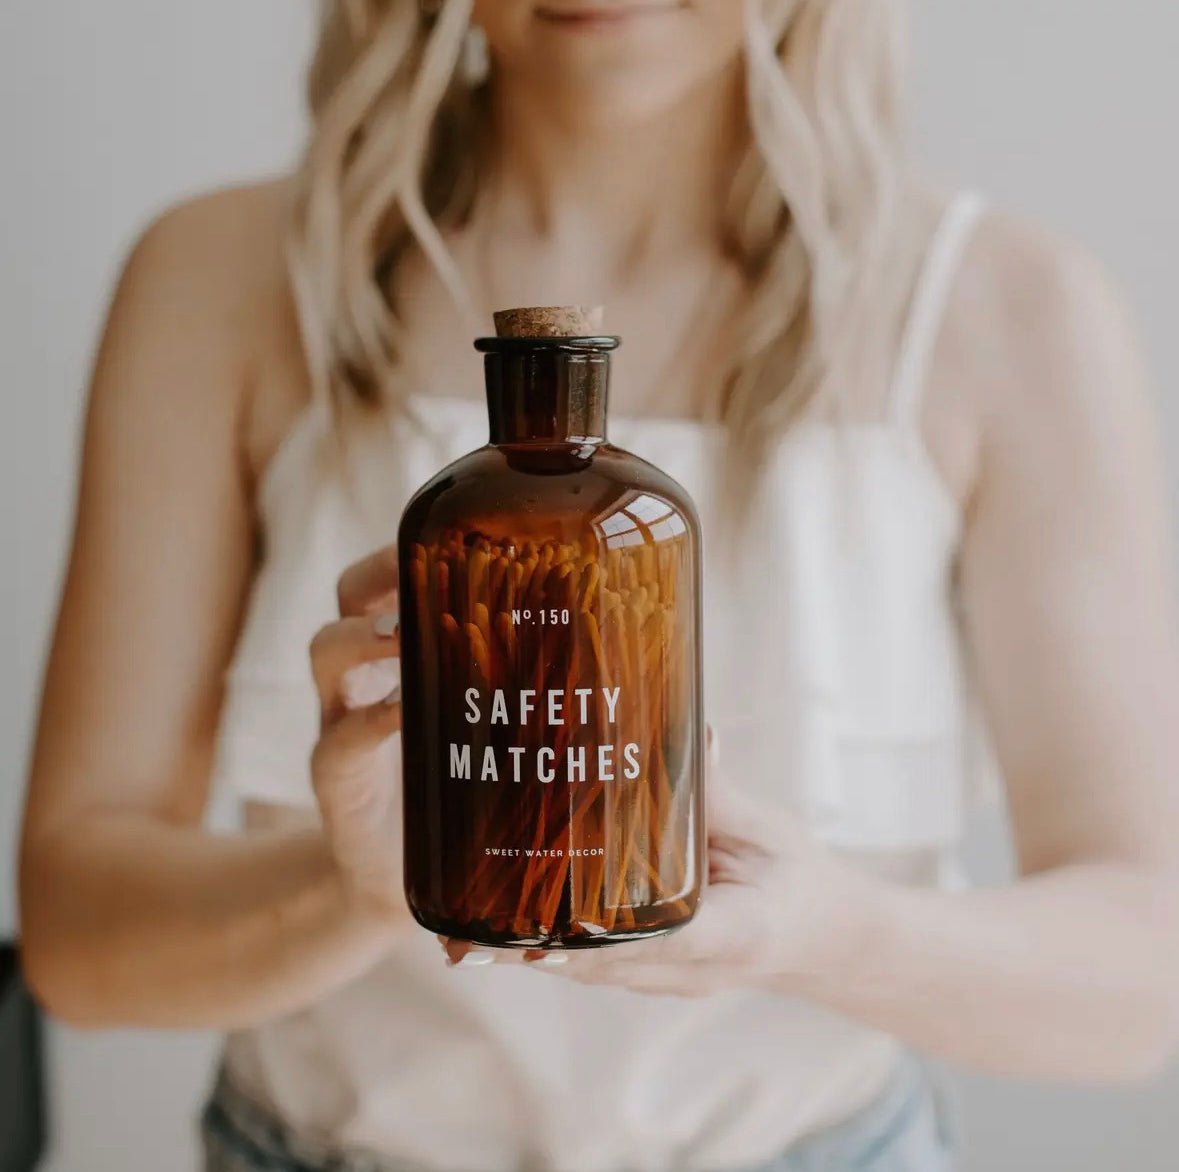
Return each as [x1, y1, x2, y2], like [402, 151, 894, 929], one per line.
[374, 613, 400, 638]
[452, 951, 495, 968]
[530, 953, 569, 967]
[383, 685, 402, 707]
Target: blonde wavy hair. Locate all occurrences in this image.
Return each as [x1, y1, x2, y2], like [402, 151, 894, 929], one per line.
[289, 0, 921, 465]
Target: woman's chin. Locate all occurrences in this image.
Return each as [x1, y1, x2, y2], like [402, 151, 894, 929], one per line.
[477, 0, 745, 121]
[498, 34, 742, 126]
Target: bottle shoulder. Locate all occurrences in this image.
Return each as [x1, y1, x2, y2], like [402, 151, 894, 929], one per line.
[596, 443, 701, 526]
[398, 441, 700, 546]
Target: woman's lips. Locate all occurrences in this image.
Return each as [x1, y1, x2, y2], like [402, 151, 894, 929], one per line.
[534, 2, 683, 29]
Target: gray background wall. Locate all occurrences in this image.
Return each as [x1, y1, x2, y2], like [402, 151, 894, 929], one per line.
[1, 1, 1176, 1168]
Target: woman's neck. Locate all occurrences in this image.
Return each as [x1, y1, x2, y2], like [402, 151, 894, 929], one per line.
[482, 59, 746, 281]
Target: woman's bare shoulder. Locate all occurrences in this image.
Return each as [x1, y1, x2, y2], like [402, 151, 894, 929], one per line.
[953, 207, 1141, 406]
[932, 201, 1151, 498]
[113, 177, 311, 485]
[123, 178, 292, 309]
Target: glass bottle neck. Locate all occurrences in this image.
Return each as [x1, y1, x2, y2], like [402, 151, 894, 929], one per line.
[484, 349, 610, 446]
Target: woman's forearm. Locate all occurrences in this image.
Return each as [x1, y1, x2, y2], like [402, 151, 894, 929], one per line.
[792, 862, 1179, 1082]
[20, 814, 400, 1030]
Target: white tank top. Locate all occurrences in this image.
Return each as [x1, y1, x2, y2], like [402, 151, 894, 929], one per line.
[214, 193, 992, 1171]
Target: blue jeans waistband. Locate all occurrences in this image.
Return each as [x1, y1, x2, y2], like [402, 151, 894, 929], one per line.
[201, 1055, 958, 1172]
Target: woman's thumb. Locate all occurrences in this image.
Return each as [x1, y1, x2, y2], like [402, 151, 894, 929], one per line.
[704, 723, 802, 853]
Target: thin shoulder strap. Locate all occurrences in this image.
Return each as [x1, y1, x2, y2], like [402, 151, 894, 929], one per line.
[888, 192, 987, 425]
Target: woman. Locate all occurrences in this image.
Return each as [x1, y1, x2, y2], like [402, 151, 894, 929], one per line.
[19, 1, 1179, 1169]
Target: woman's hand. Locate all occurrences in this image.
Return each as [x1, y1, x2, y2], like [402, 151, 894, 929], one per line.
[444, 741, 876, 997]
[309, 545, 406, 922]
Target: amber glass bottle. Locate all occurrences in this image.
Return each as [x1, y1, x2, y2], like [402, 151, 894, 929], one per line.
[399, 307, 704, 949]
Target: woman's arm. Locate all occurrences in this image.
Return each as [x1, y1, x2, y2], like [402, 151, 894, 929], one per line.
[812, 218, 1179, 1081]
[516, 217, 1179, 1083]
[20, 188, 402, 1031]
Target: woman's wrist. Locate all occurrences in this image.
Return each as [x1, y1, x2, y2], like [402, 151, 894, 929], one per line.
[757, 848, 893, 1001]
[330, 855, 407, 946]
[341, 880, 406, 945]
[283, 828, 403, 956]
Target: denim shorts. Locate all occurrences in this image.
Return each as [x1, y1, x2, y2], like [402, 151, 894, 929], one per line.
[201, 1056, 957, 1172]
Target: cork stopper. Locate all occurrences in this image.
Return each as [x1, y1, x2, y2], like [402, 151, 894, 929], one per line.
[493, 305, 605, 339]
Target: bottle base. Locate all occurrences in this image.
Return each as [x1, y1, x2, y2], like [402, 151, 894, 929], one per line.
[410, 905, 697, 951]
